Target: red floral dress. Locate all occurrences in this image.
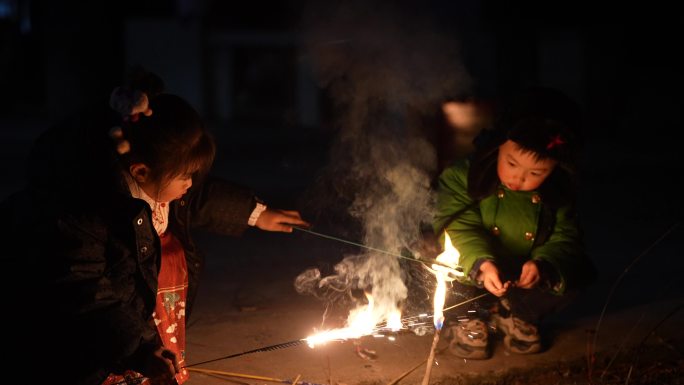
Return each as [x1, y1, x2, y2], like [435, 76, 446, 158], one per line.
[102, 232, 189, 385]
[153, 232, 190, 383]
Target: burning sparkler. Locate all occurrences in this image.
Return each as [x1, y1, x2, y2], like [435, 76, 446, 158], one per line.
[421, 231, 463, 385]
[304, 292, 403, 348]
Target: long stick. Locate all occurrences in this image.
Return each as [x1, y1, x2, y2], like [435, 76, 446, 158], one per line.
[184, 339, 305, 367]
[386, 358, 427, 385]
[293, 226, 456, 270]
[420, 328, 441, 385]
[186, 367, 324, 385]
[588, 222, 680, 382]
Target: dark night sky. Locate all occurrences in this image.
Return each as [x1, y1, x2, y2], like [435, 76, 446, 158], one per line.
[2, 1, 682, 132]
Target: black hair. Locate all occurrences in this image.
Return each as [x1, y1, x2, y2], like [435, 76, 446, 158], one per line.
[117, 68, 216, 188]
[467, 86, 583, 208]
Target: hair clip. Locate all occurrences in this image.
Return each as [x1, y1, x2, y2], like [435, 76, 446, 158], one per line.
[546, 134, 565, 150]
[109, 126, 131, 155]
[109, 87, 153, 122]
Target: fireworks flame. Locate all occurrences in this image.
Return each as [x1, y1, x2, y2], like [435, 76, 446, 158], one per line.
[429, 232, 462, 330]
[305, 293, 402, 348]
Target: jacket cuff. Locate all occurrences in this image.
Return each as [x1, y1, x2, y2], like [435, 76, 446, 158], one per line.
[533, 259, 560, 291]
[248, 201, 267, 226]
[469, 258, 490, 288]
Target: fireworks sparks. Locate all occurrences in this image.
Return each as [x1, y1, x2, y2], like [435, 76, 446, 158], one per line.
[305, 232, 465, 351]
[305, 293, 403, 348]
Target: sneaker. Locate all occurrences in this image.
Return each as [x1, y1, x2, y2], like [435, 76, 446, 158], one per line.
[445, 318, 490, 359]
[490, 298, 541, 354]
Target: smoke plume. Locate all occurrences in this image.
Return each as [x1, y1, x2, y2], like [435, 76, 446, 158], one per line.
[295, 0, 471, 326]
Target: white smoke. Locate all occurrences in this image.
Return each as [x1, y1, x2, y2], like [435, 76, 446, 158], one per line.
[295, 0, 471, 327]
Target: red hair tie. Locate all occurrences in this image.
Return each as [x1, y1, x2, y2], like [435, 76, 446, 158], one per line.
[546, 134, 565, 150]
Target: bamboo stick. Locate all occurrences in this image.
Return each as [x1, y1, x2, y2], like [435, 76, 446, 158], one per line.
[187, 367, 285, 382]
[420, 329, 442, 385]
[386, 358, 427, 385]
[186, 367, 323, 385]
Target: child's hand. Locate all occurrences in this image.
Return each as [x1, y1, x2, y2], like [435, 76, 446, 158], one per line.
[255, 209, 310, 233]
[137, 345, 179, 385]
[516, 260, 540, 289]
[478, 260, 511, 297]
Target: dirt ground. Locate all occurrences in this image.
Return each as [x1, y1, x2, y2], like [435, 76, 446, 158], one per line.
[180, 229, 684, 385]
[175, 127, 684, 385]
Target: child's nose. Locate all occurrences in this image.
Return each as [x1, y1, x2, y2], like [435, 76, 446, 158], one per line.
[516, 173, 526, 184]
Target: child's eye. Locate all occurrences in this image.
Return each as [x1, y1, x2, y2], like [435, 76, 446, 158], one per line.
[508, 162, 516, 167]
[530, 172, 541, 177]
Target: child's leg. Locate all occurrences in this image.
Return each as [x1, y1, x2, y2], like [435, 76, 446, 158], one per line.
[443, 281, 495, 359]
[504, 287, 578, 324]
[491, 287, 578, 354]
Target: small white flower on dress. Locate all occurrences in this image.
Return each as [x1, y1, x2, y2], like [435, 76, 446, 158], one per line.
[170, 336, 177, 344]
[166, 323, 177, 333]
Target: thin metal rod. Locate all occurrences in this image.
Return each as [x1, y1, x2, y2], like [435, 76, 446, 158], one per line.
[443, 293, 489, 312]
[293, 226, 456, 270]
[293, 226, 408, 259]
[184, 339, 306, 368]
[592, 222, 680, 350]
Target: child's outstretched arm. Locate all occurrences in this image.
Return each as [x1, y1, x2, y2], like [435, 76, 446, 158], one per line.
[255, 208, 310, 233]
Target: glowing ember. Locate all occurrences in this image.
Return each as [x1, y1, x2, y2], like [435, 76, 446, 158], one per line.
[429, 232, 462, 330]
[386, 310, 402, 331]
[305, 294, 402, 348]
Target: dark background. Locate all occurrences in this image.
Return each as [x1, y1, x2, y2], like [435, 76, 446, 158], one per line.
[1, 0, 683, 317]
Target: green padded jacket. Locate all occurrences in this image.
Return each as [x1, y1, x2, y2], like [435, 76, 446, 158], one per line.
[433, 158, 592, 295]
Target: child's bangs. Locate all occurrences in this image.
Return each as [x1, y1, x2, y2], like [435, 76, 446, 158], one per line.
[184, 132, 216, 179]
[509, 119, 569, 159]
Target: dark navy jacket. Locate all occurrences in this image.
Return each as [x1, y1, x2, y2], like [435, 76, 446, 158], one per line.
[1, 105, 258, 384]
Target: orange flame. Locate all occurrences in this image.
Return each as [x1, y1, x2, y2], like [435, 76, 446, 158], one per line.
[430, 232, 462, 330]
[305, 293, 402, 348]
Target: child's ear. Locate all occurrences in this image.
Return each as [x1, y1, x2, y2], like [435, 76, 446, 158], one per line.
[129, 163, 150, 183]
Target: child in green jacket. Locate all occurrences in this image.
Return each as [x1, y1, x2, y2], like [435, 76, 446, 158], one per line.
[433, 87, 596, 359]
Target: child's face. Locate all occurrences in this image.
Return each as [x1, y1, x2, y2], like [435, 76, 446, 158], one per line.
[496, 140, 557, 191]
[140, 173, 193, 203]
[158, 174, 193, 202]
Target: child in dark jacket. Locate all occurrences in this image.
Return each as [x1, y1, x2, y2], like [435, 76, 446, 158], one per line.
[0, 68, 308, 385]
[432, 87, 596, 359]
